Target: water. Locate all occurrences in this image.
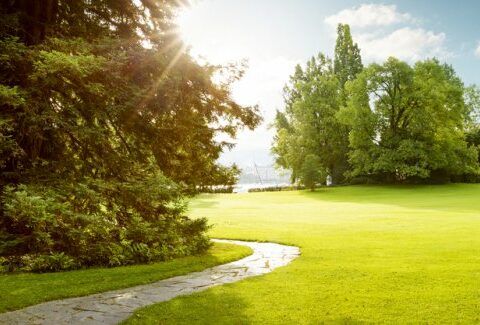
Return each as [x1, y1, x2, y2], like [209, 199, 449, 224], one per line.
[233, 183, 290, 193]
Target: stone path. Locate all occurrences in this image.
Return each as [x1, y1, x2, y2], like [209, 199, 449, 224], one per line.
[0, 239, 300, 325]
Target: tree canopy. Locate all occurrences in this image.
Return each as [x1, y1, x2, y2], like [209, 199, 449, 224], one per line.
[339, 57, 478, 182]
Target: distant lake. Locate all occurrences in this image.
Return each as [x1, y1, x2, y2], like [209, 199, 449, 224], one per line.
[234, 183, 290, 193]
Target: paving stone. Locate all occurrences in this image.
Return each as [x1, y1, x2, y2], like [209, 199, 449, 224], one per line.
[0, 239, 300, 325]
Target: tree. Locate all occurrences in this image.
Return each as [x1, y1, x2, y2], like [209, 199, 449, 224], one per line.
[273, 55, 345, 182]
[334, 24, 363, 91]
[299, 154, 325, 191]
[464, 85, 480, 167]
[0, 1, 260, 271]
[464, 85, 480, 126]
[272, 24, 362, 184]
[339, 57, 479, 182]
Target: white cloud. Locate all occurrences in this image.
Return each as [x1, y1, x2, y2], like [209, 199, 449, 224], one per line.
[475, 43, 480, 58]
[325, 4, 449, 63]
[356, 27, 447, 62]
[325, 4, 413, 28]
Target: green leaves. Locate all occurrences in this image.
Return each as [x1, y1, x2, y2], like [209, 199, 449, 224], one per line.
[0, 85, 25, 107]
[0, 176, 209, 272]
[334, 24, 363, 90]
[274, 24, 478, 184]
[300, 154, 326, 191]
[0, 1, 259, 271]
[273, 25, 362, 186]
[343, 57, 479, 181]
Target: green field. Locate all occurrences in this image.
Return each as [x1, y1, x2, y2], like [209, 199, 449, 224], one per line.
[126, 184, 480, 324]
[0, 242, 251, 313]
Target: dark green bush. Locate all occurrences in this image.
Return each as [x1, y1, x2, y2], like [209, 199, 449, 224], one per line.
[199, 186, 235, 193]
[248, 185, 306, 193]
[0, 175, 211, 272]
[25, 253, 77, 272]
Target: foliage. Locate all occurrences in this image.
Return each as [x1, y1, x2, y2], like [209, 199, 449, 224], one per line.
[334, 24, 363, 91]
[1, 178, 211, 272]
[273, 55, 345, 183]
[0, 1, 260, 271]
[464, 84, 480, 125]
[273, 23, 479, 185]
[272, 24, 362, 185]
[248, 185, 306, 193]
[299, 154, 325, 191]
[199, 186, 235, 194]
[339, 57, 479, 182]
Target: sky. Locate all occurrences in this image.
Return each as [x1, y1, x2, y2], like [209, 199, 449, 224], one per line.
[175, 0, 480, 168]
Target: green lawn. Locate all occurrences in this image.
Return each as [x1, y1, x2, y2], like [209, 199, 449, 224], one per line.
[125, 184, 480, 324]
[0, 242, 252, 313]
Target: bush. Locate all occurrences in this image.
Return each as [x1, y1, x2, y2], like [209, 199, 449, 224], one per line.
[0, 175, 211, 272]
[199, 186, 235, 193]
[25, 253, 77, 272]
[248, 185, 306, 192]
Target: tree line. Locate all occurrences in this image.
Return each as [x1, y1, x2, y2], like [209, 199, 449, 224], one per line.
[273, 24, 480, 189]
[0, 0, 259, 272]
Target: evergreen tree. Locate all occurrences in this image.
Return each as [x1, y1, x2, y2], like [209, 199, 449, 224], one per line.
[0, 0, 260, 271]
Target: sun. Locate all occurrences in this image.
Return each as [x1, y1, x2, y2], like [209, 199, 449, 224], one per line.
[174, 2, 247, 65]
[175, 3, 200, 50]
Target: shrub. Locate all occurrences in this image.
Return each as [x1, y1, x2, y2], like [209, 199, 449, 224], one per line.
[0, 175, 211, 272]
[26, 253, 77, 272]
[248, 185, 306, 193]
[199, 186, 235, 193]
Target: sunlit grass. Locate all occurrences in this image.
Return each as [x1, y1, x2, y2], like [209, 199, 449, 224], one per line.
[125, 184, 480, 324]
[0, 242, 252, 313]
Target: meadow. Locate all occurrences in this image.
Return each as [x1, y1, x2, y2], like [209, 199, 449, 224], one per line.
[125, 184, 480, 324]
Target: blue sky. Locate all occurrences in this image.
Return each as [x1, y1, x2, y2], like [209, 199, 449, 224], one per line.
[177, 0, 480, 167]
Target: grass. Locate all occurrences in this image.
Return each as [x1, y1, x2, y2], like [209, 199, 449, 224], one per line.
[125, 184, 480, 324]
[0, 242, 252, 313]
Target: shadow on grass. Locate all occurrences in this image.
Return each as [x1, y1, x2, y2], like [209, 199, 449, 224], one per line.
[126, 288, 251, 324]
[297, 183, 480, 213]
[189, 196, 220, 209]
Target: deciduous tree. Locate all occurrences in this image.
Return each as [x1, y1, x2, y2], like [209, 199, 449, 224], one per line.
[272, 24, 362, 185]
[339, 57, 478, 182]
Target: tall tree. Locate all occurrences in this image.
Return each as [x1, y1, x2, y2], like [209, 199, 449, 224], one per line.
[272, 24, 362, 185]
[0, 0, 260, 271]
[334, 24, 363, 91]
[272, 54, 349, 183]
